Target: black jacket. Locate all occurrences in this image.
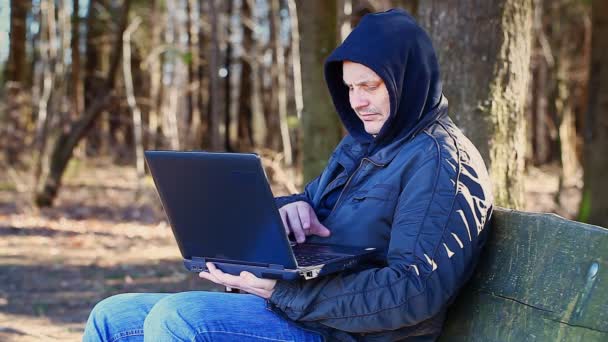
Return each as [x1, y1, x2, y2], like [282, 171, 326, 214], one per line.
[271, 9, 493, 341]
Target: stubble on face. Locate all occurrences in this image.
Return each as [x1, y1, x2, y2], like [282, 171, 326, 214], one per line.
[342, 61, 391, 135]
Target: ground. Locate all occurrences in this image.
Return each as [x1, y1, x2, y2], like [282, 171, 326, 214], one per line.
[0, 159, 582, 341]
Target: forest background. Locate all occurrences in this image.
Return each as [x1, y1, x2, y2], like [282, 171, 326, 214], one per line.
[0, 0, 606, 340]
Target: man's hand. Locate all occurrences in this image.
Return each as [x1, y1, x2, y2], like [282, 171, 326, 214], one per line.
[199, 263, 276, 299]
[279, 201, 331, 243]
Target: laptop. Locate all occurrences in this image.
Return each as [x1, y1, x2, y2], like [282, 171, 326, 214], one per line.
[145, 150, 378, 280]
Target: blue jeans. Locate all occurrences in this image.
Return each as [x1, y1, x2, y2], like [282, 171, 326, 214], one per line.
[83, 291, 323, 341]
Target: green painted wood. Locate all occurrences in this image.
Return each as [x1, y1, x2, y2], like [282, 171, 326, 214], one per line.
[440, 208, 608, 341]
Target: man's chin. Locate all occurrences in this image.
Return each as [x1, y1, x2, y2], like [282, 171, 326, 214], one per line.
[364, 126, 381, 135]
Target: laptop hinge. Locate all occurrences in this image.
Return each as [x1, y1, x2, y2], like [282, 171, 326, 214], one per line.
[192, 256, 207, 263]
[193, 256, 284, 270]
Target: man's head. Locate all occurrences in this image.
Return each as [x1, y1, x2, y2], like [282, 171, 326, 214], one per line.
[342, 61, 390, 136]
[324, 9, 443, 147]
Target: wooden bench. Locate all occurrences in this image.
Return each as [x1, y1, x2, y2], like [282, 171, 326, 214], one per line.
[440, 208, 608, 341]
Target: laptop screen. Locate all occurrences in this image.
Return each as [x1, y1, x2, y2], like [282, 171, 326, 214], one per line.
[145, 151, 298, 269]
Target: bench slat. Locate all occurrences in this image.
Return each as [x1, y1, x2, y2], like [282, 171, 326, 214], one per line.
[440, 208, 608, 340]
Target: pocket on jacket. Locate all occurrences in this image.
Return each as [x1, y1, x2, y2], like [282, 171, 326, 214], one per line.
[352, 184, 398, 202]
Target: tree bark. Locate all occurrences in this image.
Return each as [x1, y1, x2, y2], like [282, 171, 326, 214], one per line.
[224, 0, 235, 151]
[271, 0, 293, 165]
[3, 0, 30, 165]
[32, 0, 58, 193]
[5, 0, 29, 84]
[287, 0, 304, 123]
[206, 0, 223, 150]
[186, 0, 202, 148]
[238, 0, 255, 149]
[419, 1, 533, 209]
[71, 0, 84, 120]
[297, 0, 342, 183]
[580, 0, 608, 226]
[123, 17, 145, 189]
[247, 0, 266, 148]
[146, 0, 164, 150]
[197, 0, 210, 149]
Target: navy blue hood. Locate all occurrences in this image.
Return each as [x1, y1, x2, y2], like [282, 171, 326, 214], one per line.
[324, 9, 444, 150]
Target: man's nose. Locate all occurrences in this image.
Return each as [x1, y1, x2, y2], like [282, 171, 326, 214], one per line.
[350, 90, 370, 109]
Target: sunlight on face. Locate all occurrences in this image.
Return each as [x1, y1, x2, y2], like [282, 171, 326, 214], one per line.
[342, 61, 390, 135]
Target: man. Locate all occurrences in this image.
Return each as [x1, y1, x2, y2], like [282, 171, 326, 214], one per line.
[84, 9, 493, 341]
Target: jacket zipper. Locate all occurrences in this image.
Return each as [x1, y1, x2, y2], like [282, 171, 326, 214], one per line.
[327, 157, 385, 218]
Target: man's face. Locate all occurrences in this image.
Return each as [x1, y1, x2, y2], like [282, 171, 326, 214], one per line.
[342, 61, 390, 135]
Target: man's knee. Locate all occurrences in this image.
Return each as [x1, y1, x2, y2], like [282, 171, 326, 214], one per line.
[88, 293, 137, 323]
[85, 293, 145, 341]
[143, 292, 202, 336]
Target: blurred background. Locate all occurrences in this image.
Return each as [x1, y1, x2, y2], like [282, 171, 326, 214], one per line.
[0, 0, 605, 340]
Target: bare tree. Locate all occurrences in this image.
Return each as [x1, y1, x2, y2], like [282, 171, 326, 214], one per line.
[71, 0, 84, 123]
[143, 0, 165, 150]
[271, 0, 293, 165]
[185, 0, 202, 148]
[248, 0, 267, 148]
[35, 0, 132, 207]
[287, 0, 303, 123]
[237, 0, 255, 149]
[419, 1, 534, 209]
[32, 0, 59, 193]
[123, 17, 145, 189]
[207, 0, 224, 150]
[2, 0, 30, 165]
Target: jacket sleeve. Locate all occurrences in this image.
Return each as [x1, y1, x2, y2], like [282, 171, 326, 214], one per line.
[269, 155, 492, 332]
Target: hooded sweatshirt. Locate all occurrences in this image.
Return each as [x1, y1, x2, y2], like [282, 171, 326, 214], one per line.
[271, 9, 493, 341]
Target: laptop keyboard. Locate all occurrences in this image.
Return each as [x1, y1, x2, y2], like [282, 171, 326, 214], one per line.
[294, 252, 341, 267]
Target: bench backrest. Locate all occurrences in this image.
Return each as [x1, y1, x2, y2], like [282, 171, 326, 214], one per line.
[440, 208, 608, 341]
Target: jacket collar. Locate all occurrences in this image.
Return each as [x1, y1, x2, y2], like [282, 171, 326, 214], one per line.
[336, 97, 449, 167]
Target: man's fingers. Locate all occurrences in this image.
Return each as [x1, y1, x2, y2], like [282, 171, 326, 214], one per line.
[310, 221, 331, 237]
[296, 203, 311, 230]
[279, 209, 289, 234]
[206, 263, 240, 288]
[199, 271, 223, 285]
[309, 207, 331, 237]
[286, 210, 306, 243]
[240, 271, 274, 290]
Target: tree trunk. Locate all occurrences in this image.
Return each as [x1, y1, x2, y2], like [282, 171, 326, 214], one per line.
[529, 0, 552, 165]
[123, 17, 145, 189]
[224, 0, 235, 151]
[580, 0, 608, 226]
[419, 1, 533, 209]
[287, 0, 304, 123]
[35, 0, 132, 207]
[238, 0, 255, 149]
[32, 0, 58, 193]
[185, 0, 201, 148]
[297, 0, 342, 183]
[271, 0, 293, 165]
[147, 0, 164, 150]
[5, 0, 29, 84]
[3, 0, 30, 165]
[84, 0, 109, 154]
[248, 0, 266, 148]
[197, 0, 210, 149]
[207, 0, 223, 150]
[71, 0, 84, 121]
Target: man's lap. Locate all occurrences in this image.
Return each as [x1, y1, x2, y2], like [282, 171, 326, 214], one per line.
[84, 291, 322, 342]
